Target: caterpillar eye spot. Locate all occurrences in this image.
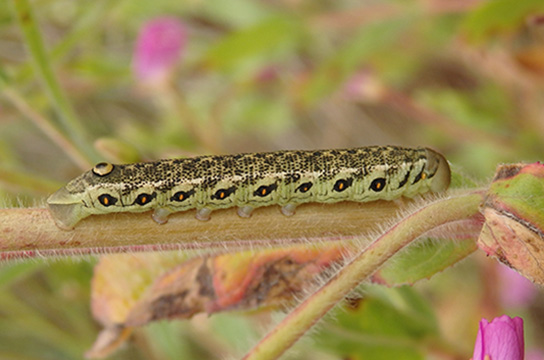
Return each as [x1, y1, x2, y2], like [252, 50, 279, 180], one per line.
[296, 182, 313, 193]
[412, 169, 425, 184]
[92, 162, 115, 177]
[170, 189, 195, 202]
[212, 187, 235, 200]
[172, 191, 185, 202]
[370, 178, 386, 192]
[254, 184, 278, 197]
[98, 194, 117, 207]
[333, 179, 352, 192]
[134, 193, 155, 206]
[257, 186, 268, 197]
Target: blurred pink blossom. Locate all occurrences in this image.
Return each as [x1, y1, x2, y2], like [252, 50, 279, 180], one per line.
[498, 264, 537, 308]
[342, 68, 385, 101]
[133, 17, 187, 85]
[472, 315, 524, 360]
[255, 66, 280, 83]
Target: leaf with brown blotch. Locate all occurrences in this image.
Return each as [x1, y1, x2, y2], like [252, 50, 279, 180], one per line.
[86, 252, 189, 359]
[479, 162, 544, 284]
[87, 216, 482, 358]
[86, 244, 347, 358]
[125, 243, 347, 327]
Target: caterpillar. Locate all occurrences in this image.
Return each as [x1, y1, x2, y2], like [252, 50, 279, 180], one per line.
[47, 146, 451, 230]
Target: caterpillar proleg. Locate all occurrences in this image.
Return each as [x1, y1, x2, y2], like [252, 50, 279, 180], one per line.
[47, 146, 451, 229]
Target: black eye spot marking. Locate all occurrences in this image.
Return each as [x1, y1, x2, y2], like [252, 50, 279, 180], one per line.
[296, 182, 313, 193]
[412, 168, 426, 184]
[397, 171, 410, 189]
[92, 162, 114, 177]
[212, 187, 236, 200]
[98, 194, 118, 207]
[370, 178, 386, 192]
[134, 192, 156, 206]
[254, 183, 278, 197]
[333, 178, 353, 192]
[170, 189, 195, 202]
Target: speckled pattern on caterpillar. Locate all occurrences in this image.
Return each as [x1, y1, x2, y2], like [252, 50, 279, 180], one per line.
[47, 146, 451, 230]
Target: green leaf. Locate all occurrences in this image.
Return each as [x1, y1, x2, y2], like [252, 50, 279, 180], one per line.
[462, 0, 544, 42]
[315, 286, 438, 360]
[302, 18, 412, 105]
[487, 164, 544, 230]
[203, 16, 301, 76]
[450, 167, 480, 189]
[375, 237, 477, 286]
[0, 262, 41, 288]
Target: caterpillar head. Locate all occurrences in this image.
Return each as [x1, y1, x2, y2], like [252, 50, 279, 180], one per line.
[47, 162, 118, 230]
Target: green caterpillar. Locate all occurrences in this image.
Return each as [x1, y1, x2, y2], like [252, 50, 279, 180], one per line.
[47, 146, 451, 229]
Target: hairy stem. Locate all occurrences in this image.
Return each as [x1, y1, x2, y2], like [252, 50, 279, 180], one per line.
[243, 192, 484, 360]
[0, 201, 405, 261]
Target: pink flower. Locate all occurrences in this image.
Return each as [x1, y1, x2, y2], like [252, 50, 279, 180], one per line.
[133, 17, 187, 85]
[498, 264, 536, 308]
[472, 315, 524, 360]
[341, 68, 384, 102]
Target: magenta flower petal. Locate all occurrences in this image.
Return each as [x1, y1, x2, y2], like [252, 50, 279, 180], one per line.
[473, 315, 524, 360]
[133, 17, 187, 84]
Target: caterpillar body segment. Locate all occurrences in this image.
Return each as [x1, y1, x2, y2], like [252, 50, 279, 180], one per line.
[47, 146, 451, 229]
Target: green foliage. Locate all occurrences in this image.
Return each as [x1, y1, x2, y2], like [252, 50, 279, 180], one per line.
[462, 0, 544, 42]
[488, 167, 544, 228]
[315, 286, 439, 360]
[204, 16, 302, 77]
[378, 238, 478, 285]
[302, 17, 413, 104]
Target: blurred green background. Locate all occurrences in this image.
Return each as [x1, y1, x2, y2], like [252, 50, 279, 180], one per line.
[1, 0, 544, 359]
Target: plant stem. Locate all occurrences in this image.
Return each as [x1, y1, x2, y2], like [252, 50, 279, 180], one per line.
[158, 81, 223, 153]
[0, 85, 92, 170]
[10, 0, 98, 163]
[0, 201, 404, 260]
[243, 192, 484, 360]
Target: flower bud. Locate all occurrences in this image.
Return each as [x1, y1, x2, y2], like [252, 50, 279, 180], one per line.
[472, 315, 524, 360]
